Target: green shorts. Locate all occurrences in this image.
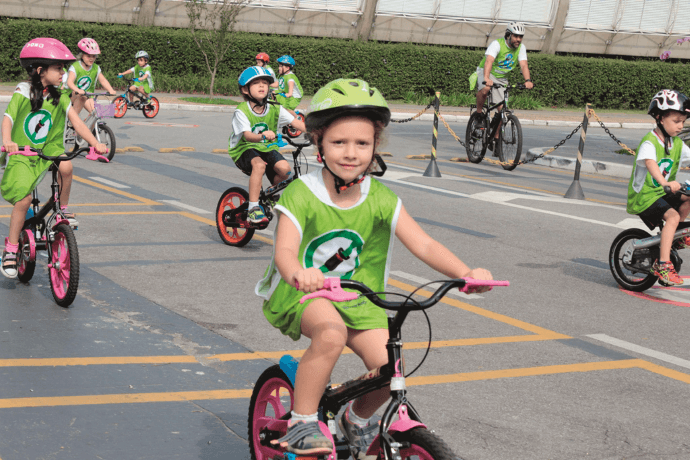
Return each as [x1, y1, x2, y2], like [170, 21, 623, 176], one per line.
[275, 94, 301, 111]
[133, 82, 152, 94]
[0, 156, 51, 205]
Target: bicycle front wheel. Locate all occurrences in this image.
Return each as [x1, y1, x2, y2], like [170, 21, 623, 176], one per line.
[142, 97, 160, 118]
[465, 112, 488, 164]
[93, 123, 116, 161]
[248, 365, 294, 460]
[16, 229, 36, 283]
[49, 223, 80, 307]
[113, 96, 128, 118]
[381, 428, 460, 460]
[497, 114, 522, 171]
[216, 187, 255, 247]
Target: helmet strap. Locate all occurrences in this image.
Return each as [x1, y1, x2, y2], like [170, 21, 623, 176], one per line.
[319, 153, 385, 194]
[656, 120, 672, 155]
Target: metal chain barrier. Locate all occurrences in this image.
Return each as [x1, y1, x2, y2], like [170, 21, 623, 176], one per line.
[587, 108, 636, 156]
[436, 111, 467, 148]
[390, 100, 434, 123]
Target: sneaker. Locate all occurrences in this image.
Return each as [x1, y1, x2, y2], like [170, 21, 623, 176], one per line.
[248, 206, 268, 224]
[1, 249, 18, 279]
[339, 405, 379, 460]
[673, 235, 690, 249]
[272, 420, 333, 455]
[61, 208, 79, 229]
[651, 259, 683, 286]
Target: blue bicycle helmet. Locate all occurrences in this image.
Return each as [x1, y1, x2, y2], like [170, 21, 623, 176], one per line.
[238, 66, 275, 86]
[276, 55, 295, 67]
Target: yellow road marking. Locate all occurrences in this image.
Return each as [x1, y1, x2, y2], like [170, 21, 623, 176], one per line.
[636, 360, 690, 384]
[0, 356, 198, 367]
[387, 278, 570, 339]
[180, 212, 274, 245]
[72, 176, 159, 205]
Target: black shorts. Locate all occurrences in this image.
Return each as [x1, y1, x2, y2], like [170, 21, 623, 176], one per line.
[638, 193, 686, 228]
[234, 148, 287, 184]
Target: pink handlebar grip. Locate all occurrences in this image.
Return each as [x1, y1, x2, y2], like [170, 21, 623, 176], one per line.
[85, 147, 110, 163]
[299, 278, 358, 304]
[460, 278, 510, 293]
[2, 146, 37, 156]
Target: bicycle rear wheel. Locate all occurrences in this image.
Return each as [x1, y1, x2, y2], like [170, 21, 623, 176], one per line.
[93, 123, 116, 161]
[381, 428, 460, 460]
[49, 223, 80, 307]
[609, 228, 659, 292]
[113, 96, 128, 118]
[215, 187, 255, 247]
[248, 365, 293, 460]
[498, 114, 522, 171]
[465, 112, 488, 163]
[16, 229, 36, 283]
[142, 97, 160, 118]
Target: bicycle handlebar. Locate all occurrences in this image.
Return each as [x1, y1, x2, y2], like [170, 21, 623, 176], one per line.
[299, 277, 509, 311]
[663, 182, 690, 195]
[482, 82, 528, 90]
[1, 146, 108, 163]
[283, 136, 311, 148]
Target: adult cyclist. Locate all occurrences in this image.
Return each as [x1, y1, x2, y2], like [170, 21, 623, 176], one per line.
[475, 22, 534, 151]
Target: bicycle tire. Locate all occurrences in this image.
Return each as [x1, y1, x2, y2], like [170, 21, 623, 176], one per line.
[142, 97, 160, 118]
[215, 187, 255, 247]
[113, 96, 128, 118]
[465, 112, 488, 163]
[382, 427, 460, 460]
[248, 365, 294, 460]
[609, 228, 659, 292]
[49, 223, 80, 307]
[498, 114, 522, 171]
[16, 230, 36, 283]
[93, 123, 116, 161]
[285, 112, 305, 138]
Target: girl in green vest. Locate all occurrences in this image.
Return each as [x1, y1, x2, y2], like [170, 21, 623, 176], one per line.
[257, 78, 494, 456]
[66, 38, 116, 116]
[1, 38, 107, 279]
[627, 90, 690, 286]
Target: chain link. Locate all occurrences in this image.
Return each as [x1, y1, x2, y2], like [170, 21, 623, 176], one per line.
[587, 109, 636, 156]
[436, 111, 467, 148]
[390, 100, 434, 123]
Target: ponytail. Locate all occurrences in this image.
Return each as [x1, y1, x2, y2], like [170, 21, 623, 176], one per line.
[28, 66, 61, 113]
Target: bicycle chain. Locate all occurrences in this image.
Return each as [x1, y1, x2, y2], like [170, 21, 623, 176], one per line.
[390, 100, 435, 123]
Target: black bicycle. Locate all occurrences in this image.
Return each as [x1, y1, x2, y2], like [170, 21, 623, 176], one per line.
[248, 277, 509, 460]
[113, 76, 160, 119]
[1, 146, 109, 307]
[215, 136, 311, 247]
[465, 82, 526, 171]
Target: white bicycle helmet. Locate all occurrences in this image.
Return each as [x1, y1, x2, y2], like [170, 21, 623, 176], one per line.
[648, 90, 690, 119]
[506, 22, 525, 36]
[135, 50, 149, 60]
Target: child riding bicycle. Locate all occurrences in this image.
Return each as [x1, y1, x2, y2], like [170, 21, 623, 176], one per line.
[627, 89, 690, 286]
[274, 55, 303, 116]
[255, 78, 493, 457]
[117, 51, 154, 104]
[228, 66, 305, 225]
[1, 38, 107, 279]
[66, 38, 117, 116]
[255, 52, 277, 82]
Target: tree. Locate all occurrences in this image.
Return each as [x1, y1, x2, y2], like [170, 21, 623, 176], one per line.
[186, 0, 251, 97]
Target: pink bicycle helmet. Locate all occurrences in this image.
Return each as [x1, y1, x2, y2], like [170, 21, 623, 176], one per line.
[77, 37, 101, 55]
[20, 38, 75, 71]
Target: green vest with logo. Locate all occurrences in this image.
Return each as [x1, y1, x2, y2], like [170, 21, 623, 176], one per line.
[1, 83, 71, 204]
[627, 132, 684, 214]
[257, 171, 401, 340]
[479, 38, 524, 78]
[278, 73, 303, 101]
[133, 64, 154, 90]
[71, 61, 101, 93]
[228, 102, 281, 162]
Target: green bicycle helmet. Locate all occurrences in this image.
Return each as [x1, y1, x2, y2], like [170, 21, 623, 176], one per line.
[307, 79, 390, 193]
[306, 79, 391, 133]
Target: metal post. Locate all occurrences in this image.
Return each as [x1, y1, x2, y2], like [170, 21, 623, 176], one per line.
[564, 103, 590, 200]
[423, 91, 442, 177]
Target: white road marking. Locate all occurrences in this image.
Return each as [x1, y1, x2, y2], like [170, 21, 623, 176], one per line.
[587, 333, 690, 370]
[89, 177, 130, 189]
[615, 218, 653, 230]
[472, 191, 624, 210]
[390, 271, 483, 299]
[160, 200, 211, 214]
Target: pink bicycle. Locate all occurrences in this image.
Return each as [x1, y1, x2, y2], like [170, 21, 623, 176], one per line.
[1, 146, 109, 307]
[248, 277, 509, 460]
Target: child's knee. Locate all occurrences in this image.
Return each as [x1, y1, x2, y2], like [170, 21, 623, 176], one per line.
[59, 161, 73, 175]
[312, 322, 348, 353]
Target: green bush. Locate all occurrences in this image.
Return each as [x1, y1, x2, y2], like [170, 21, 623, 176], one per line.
[1, 17, 689, 109]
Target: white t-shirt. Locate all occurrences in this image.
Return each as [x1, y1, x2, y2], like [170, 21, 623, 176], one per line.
[486, 40, 528, 61]
[632, 130, 690, 189]
[228, 104, 295, 150]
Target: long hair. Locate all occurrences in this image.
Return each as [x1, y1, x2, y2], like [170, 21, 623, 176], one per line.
[28, 66, 61, 113]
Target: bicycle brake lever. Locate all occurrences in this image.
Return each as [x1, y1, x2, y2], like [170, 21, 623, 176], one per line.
[460, 278, 510, 293]
[85, 147, 110, 163]
[299, 278, 359, 304]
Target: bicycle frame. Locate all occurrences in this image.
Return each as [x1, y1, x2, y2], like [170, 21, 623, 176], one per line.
[71, 94, 110, 148]
[24, 163, 72, 248]
[475, 84, 516, 140]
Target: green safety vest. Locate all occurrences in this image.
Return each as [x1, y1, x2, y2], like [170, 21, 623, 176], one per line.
[479, 38, 524, 78]
[627, 131, 684, 215]
[133, 64, 154, 90]
[70, 61, 101, 93]
[257, 171, 401, 340]
[227, 102, 282, 162]
[278, 73, 303, 101]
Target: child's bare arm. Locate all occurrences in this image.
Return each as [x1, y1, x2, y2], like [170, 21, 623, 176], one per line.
[274, 214, 323, 292]
[243, 130, 275, 142]
[645, 158, 679, 192]
[395, 205, 492, 288]
[2, 116, 18, 153]
[286, 80, 295, 98]
[289, 117, 306, 133]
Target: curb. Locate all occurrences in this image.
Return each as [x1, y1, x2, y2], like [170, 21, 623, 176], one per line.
[0, 95, 655, 129]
